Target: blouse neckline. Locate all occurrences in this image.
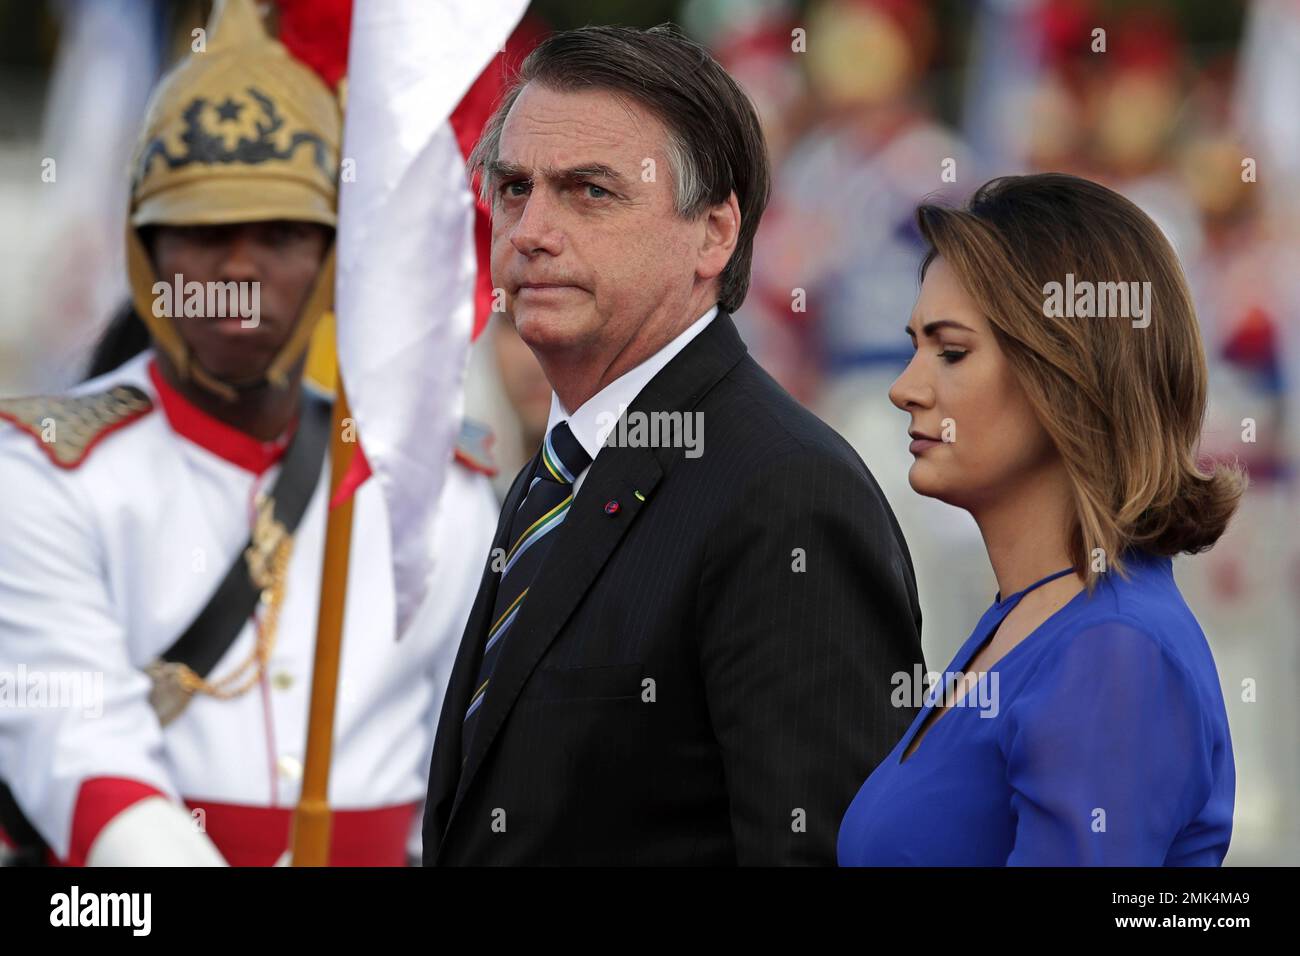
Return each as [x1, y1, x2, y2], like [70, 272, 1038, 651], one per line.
[896, 565, 1086, 766]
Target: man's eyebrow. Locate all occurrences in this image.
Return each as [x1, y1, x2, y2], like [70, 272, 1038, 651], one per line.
[487, 160, 631, 186]
[486, 160, 530, 181]
[552, 163, 629, 185]
[905, 319, 975, 337]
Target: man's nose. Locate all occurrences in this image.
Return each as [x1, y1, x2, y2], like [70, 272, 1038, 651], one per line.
[508, 189, 563, 258]
[216, 231, 262, 283]
[889, 355, 934, 412]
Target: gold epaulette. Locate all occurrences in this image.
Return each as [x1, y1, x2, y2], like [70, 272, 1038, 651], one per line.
[453, 418, 498, 477]
[0, 385, 153, 469]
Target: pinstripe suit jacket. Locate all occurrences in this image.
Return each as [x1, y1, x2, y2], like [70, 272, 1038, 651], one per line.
[423, 311, 923, 865]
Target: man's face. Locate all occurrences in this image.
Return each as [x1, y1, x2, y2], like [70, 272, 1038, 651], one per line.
[490, 83, 705, 363]
[150, 220, 332, 383]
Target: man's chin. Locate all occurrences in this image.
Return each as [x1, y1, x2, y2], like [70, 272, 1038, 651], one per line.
[187, 349, 278, 388]
[180, 328, 284, 381]
[513, 308, 592, 354]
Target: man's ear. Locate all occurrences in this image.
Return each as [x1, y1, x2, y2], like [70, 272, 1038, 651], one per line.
[696, 190, 741, 283]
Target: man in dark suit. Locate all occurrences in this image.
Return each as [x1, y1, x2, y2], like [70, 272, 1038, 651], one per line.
[424, 24, 924, 865]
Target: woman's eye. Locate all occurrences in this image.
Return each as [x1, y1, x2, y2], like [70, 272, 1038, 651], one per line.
[501, 181, 529, 198]
[938, 348, 968, 364]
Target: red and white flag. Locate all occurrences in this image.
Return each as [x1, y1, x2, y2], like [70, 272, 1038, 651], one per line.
[325, 0, 531, 632]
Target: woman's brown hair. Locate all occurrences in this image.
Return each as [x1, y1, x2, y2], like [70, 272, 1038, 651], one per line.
[916, 173, 1245, 584]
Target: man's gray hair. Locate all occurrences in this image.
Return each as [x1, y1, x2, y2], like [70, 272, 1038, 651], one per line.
[468, 24, 772, 313]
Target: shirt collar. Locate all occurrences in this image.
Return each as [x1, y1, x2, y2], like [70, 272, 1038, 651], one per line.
[546, 305, 719, 463]
[148, 357, 296, 475]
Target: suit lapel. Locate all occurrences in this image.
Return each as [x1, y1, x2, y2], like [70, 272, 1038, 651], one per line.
[425, 454, 535, 842]
[441, 310, 750, 843]
[446, 443, 664, 829]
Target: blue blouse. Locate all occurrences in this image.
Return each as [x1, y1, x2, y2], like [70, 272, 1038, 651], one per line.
[838, 550, 1235, 866]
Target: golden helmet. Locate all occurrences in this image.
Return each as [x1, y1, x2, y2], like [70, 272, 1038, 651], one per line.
[125, 0, 341, 400]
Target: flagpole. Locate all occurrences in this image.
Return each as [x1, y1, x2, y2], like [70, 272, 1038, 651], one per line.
[291, 373, 357, 866]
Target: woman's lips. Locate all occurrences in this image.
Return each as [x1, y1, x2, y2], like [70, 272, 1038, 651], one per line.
[908, 432, 941, 455]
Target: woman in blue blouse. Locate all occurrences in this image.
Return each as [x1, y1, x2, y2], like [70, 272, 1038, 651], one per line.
[839, 174, 1243, 866]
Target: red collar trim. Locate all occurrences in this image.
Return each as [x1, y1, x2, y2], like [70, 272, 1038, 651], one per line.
[147, 359, 295, 475]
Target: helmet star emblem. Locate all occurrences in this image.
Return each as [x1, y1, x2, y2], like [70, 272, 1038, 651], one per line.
[214, 97, 244, 122]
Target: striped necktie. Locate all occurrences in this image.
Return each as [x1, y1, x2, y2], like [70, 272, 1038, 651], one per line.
[462, 420, 592, 756]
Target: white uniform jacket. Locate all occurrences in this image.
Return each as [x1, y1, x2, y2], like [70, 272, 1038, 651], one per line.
[0, 351, 498, 865]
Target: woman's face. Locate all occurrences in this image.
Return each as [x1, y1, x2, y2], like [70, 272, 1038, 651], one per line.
[888, 256, 1058, 511]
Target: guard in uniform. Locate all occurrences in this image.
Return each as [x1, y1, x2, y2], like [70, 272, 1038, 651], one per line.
[0, 0, 498, 865]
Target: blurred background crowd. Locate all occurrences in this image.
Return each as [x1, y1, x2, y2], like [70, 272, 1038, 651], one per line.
[0, 0, 1294, 864]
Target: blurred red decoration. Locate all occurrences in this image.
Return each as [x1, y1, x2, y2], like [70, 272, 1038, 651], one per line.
[276, 0, 353, 88]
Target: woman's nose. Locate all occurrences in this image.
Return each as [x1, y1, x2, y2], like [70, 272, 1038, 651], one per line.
[889, 355, 933, 411]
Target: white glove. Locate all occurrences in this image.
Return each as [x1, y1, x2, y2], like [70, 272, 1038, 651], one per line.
[86, 796, 228, 866]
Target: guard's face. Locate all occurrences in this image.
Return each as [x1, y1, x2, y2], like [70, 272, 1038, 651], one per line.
[150, 220, 331, 384]
[489, 83, 704, 367]
[889, 256, 1057, 510]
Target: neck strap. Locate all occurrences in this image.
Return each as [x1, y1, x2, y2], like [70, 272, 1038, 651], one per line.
[994, 565, 1076, 608]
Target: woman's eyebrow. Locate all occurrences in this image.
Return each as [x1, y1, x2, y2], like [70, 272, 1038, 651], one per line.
[911, 319, 975, 336]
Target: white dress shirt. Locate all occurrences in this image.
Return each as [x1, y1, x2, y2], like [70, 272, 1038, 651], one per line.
[544, 305, 718, 496]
